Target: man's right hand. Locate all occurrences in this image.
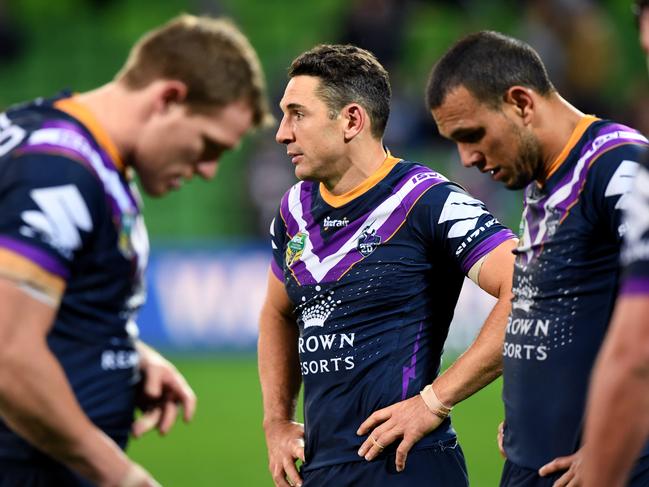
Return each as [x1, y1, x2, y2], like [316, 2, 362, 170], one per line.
[497, 421, 506, 459]
[264, 420, 305, 487]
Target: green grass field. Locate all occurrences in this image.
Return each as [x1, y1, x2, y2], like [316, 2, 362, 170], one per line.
[129, 355, 505, 486]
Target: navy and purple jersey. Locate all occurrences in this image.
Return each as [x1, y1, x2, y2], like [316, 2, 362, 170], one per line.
[270, 154, 515, 471]
[502, 116, 649, 470]
[0, 95, 148, 460]
[620, 154, 649, 295]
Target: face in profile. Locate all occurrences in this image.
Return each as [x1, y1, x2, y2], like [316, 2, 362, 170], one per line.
[275, 75, 347, 183]
[431, 85, 542, 190]
[134, 99, 253, 196]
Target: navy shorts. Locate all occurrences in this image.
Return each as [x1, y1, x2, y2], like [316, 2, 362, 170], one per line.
[500, 455, 649, 487]
[0, 459, 93, 487]
[302, 438, 468, 487]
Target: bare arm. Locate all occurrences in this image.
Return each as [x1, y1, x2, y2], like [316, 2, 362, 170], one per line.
[581, 295, 649, 487]
[432, 238, 516, 406]
[258, 269, 304, 487]
[0, 277, 156, 487]
[357, 238, 516, 471]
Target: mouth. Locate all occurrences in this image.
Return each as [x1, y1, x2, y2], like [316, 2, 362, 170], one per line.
[483, 167, 501, 180]
[168, 177, 184, 190]
[287, 152, 303, 164]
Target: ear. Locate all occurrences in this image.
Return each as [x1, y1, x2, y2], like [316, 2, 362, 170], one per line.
[151, 80, 189, 113]
[341, 104, 366, 142]
[503, 86, 534, 124]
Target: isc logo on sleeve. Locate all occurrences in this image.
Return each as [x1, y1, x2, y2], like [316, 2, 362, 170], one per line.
[20, 184, 93, 259]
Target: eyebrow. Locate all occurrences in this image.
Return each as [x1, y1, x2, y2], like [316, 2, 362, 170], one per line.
[285, 102, 306, 111]
[449, 126, 485, 142]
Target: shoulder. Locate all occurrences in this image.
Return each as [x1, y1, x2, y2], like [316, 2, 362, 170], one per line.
[585, 121, 649, 174]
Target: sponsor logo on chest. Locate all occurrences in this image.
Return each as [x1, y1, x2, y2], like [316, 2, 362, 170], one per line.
[323, 216, 349, 230]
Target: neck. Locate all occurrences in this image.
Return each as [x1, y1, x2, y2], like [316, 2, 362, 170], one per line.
[322, 140, 388, 196]
[536, 92, 586, 181]
[74, 82, 148, 164]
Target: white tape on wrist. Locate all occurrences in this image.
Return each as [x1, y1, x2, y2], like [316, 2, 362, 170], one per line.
[419, 384, 453, 420]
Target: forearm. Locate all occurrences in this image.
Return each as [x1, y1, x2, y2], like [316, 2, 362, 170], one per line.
[433, 291, 509, 406]
[0, 342, 130, 486]
[582, 297, 649, 487]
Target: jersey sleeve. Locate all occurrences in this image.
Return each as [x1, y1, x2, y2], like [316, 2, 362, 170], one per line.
[0, 151, 105, 301]
[586, 141, 649, 242]
[413, 182, 516, 274]
[269, 193, 290, 282]
[620, 158, 649, 295]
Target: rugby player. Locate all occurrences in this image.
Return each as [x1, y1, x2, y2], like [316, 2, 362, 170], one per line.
[581, 1, 649, 485]
[427, 30, 649, 486]
[258, 43, 517, 487]
[0, 14, 270, 486]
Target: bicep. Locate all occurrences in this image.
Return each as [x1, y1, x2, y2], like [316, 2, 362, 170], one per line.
[0, 276, 57, 355]
[476, 239, 517, 298]
[260, 268, 294, 325]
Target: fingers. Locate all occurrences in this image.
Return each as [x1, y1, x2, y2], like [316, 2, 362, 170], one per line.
[358, 424, 403, 461]
[293, 438, 306, 463]
[551, 468, 575, 487]
[178, 379, 197, 422]
[497, 421, 506, 459]
[271, 463, 293, 487]
[131, 409, 162, 438]
[356, 407, 391, 435]
[158, 399, 178, 435]
[395, 436, 416, 472]
[539, 454, 575, 477]
[143, 366, 163, 399]
[282, 458, 303, 487]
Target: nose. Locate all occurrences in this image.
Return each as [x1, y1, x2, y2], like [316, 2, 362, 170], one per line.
[275, 115, 294, 145]
[457, 144, 484, 169]
[196, 160, 219, 180]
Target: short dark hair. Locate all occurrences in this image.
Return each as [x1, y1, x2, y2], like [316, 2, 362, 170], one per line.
[288, 44, 391, 138]
[425, 31, 555, 110]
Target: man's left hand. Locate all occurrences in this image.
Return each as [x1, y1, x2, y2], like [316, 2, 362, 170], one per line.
[539, 449, 582, 487]
[356, 395, 444, 472]
[132, 342, 197, 438]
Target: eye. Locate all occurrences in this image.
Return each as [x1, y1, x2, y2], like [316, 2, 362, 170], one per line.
[294, 111, 304, 120]
[201, 137, 227, 161]
[456, 128, 485, 144]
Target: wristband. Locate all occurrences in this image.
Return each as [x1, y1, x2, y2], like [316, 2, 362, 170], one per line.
[419, 384, 453, 420]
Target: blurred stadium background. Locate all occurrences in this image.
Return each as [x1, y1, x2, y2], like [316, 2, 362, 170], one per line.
[1, 0, 646, 484]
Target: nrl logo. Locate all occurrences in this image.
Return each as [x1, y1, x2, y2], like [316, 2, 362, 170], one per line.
[286, 232, 307, 267]
[357, 225, 381, 257]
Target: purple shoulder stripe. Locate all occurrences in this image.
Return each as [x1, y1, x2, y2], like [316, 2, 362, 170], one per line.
[0, 236, 69, 279]
[619, 277, 649, 296]
[461, 228, 516, 274]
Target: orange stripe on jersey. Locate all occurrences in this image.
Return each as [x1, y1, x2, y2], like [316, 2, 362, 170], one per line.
[55, 97, 125, 172]
[543, 115, 599, 182]
[320, 152, 401, 208]
[0, 249, 65, 302]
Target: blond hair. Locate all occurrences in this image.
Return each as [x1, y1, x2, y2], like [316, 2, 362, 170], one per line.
[117, 14, 272, 127]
